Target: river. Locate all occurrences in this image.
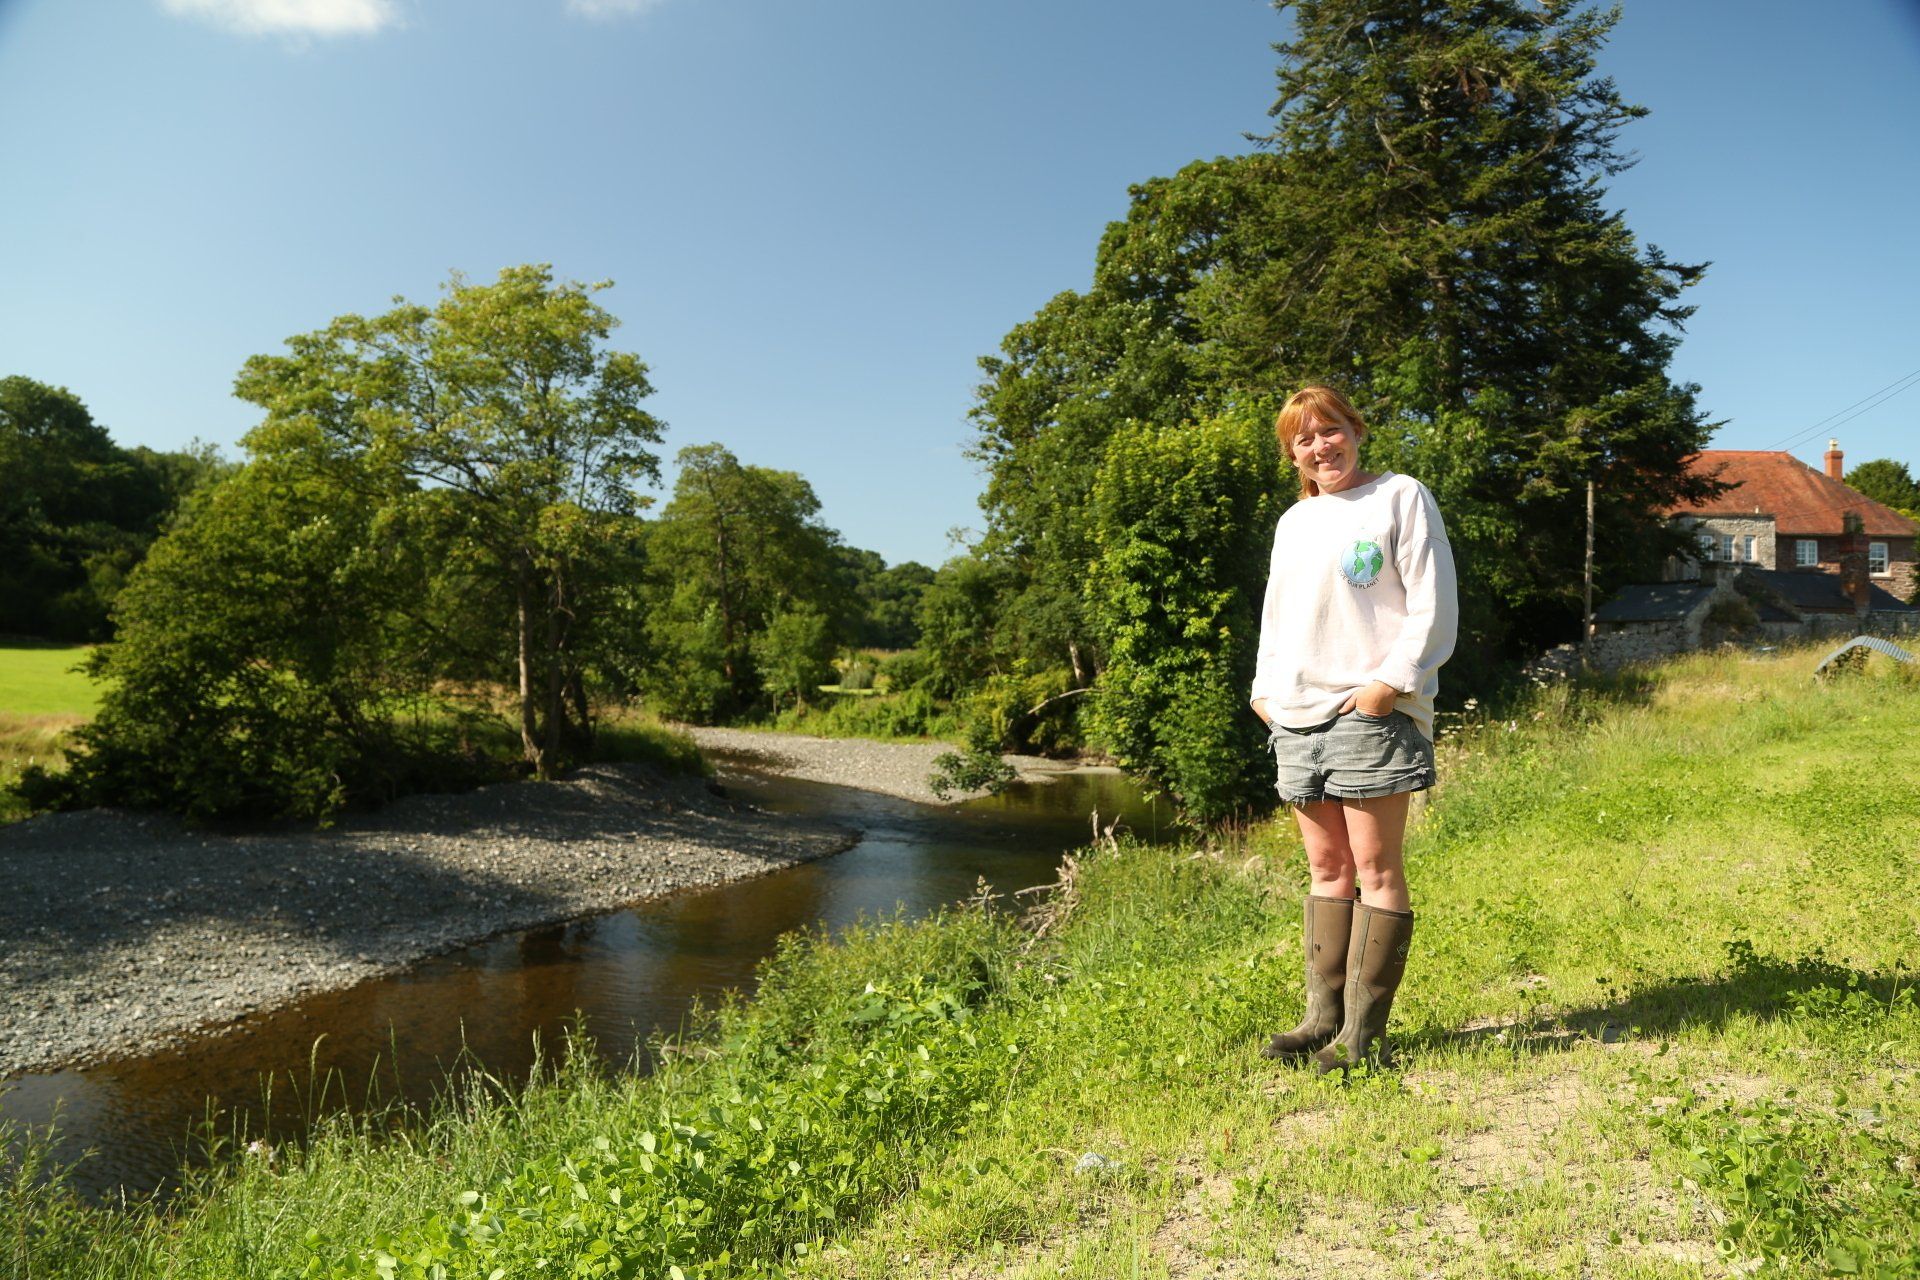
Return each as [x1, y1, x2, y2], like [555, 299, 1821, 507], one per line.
[0, 751, 1170, 1200]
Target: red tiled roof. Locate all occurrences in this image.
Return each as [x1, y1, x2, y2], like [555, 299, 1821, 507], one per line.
[1665, 450, 1918, 537]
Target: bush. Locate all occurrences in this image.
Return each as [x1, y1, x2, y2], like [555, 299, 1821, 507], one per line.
[29, 459, 454, 822]
[1084, 412, 1282, 823]
[876, 648, 931, 692]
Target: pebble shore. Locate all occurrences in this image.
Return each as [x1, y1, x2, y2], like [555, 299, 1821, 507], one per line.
[0, 732, 1057, 1081]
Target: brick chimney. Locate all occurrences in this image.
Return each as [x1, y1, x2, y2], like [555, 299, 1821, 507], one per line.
[1825, 438, 1844, 480]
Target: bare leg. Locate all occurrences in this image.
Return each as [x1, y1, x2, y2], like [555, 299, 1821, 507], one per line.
[1291, 800, 1356, 899]
[1342, 792, 1412, 912]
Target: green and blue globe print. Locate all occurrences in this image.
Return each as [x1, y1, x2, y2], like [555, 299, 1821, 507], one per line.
[1340, 538, 1385, 587]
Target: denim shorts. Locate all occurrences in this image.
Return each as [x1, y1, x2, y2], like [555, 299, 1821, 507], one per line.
[1268, 710, 1436, 806]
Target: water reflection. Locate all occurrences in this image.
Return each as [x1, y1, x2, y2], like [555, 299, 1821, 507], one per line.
[1, 762, 1171, 1200]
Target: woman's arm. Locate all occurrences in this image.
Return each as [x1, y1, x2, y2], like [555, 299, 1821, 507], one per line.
[1373, 483, 1459, 697]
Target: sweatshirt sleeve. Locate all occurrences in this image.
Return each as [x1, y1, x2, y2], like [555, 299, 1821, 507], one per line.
[1374, 482, 1458, 695]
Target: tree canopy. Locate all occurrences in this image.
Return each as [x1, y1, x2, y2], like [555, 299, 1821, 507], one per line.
[234, 264, 667, 777]
[1846, 459, 1920, 514]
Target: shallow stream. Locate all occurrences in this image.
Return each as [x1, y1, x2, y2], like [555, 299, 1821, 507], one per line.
[0, 755, 1169, 1200]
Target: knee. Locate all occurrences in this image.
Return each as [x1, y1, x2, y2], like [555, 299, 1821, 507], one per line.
[1351, 859, 1405, 893]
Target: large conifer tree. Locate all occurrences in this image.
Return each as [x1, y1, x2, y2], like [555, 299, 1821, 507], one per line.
[963, 0, 1723, 813]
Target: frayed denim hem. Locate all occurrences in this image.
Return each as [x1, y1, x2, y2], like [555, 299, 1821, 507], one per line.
[1321, 771, 1435, 801]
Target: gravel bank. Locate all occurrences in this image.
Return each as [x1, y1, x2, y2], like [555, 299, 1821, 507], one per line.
[0, 762, 857, 1080]
[681, 726, 1069, 805]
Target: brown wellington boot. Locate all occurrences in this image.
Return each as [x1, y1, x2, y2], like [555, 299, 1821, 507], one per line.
[1260, 894, 1354, 1061]
[1311, 902, 1415, 1077]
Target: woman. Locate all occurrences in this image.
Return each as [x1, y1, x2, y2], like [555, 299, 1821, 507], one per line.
[1249, 385, 1457, 1075]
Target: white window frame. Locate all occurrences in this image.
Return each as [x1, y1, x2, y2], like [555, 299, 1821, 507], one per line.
[1719, 533, 1736, 562]
[1869, 542, 1889, 575]
[1741, 534, 1757, 563]
[1698, 532, 1716, 561]
[1795, 539, 1818, 567]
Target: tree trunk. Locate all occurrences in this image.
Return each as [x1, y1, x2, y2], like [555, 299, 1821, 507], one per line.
[541, 572, 567, 778]
[516, 560, 545, 776]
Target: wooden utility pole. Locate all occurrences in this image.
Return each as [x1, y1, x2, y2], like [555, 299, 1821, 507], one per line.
[1582, 479, 1595, 668]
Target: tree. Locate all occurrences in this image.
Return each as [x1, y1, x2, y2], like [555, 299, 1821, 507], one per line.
[38, 453, 452, 820]
[1846, 459, 1920, 513]
[641, 444, 846, 721]
[0, 376, 218, 640]
[234, 265, 665, 777]
[1215, 0, 1721, 655]
[751, 606, 836, 712]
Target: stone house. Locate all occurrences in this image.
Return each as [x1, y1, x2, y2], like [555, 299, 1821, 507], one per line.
[1662, 440, 1918, 602]
[1584, 440, 1918, 669]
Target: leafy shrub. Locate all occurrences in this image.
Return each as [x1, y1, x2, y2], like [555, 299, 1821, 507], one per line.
[927, 720, 1017, 801]
[875, 649, 930, 692]
[1084, 412, 1282, 823]
[835, 658, 876, 691]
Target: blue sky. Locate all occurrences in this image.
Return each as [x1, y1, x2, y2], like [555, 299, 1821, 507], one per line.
[2, 0, 1917, 567]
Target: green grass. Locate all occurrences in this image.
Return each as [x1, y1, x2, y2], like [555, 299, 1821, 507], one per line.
[0, 643, 101, 718]
[5, 643, 1917, 1278]
[0, 644, 101, 820]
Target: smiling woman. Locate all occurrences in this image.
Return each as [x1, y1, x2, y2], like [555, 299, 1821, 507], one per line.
[1249, 384, 1459, 1076]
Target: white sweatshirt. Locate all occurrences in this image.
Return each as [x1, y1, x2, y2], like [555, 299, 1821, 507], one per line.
[1249, 472, 1459, 742]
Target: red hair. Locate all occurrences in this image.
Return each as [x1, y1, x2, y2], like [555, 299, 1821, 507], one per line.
[1274, 385, 1368, 499]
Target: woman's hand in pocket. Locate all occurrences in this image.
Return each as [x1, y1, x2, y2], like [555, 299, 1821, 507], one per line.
[1338, 680, 1399, 718]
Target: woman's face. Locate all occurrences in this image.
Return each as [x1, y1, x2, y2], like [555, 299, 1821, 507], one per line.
[1291, 413, 1365, 493]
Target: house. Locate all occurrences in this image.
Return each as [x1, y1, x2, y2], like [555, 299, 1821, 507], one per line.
[1583, 440, 1917, 669]
[1662, 439, 1918, 603]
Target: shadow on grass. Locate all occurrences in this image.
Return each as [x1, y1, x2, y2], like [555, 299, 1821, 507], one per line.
[1423, 951, 1912, 1058]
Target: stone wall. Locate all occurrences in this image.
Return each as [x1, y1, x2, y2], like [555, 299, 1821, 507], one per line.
[1588, 621, 1694, 670]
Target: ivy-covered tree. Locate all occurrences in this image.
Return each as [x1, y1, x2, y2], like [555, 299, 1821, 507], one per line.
[1085, 413, 1282, 821]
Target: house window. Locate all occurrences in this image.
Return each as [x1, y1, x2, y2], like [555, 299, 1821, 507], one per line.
[1698, 532, 1716, 561]
[1741, 534, 1756, 562]
[1869, 542, 1889, 575]
[1719, 533, 1735, 562]
[1795, 539, 1818, 567]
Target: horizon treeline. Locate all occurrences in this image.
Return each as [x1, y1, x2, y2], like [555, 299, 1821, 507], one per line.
[0, 376, 230, 641]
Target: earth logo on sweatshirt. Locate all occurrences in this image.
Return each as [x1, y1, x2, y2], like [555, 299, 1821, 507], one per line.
[1340, 539, 1385, 588]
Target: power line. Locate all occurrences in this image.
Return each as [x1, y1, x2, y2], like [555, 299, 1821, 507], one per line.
[1764, 364, 1920, 454]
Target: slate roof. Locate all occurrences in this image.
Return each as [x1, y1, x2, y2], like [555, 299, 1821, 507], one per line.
[1594, 583, 1715, 624]
[1743, 568, 1919, 614]
[1665, 450, 1917, 538]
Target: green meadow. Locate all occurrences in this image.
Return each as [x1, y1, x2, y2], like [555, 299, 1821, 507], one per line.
[5, 643, 1918, 1278]
[0, 643, 99, 821]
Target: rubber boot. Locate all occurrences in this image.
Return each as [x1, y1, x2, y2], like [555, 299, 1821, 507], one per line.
[1311, 902, 1414, 1076]
[1260, 894, 1353, 1061]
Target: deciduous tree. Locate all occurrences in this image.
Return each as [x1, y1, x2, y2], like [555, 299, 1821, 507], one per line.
[235, 265, 665, 776]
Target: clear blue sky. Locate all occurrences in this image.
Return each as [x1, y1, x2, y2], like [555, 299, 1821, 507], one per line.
[3, 0, 1917, 567]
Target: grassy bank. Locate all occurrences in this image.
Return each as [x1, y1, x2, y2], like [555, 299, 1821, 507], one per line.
[6, 644, 1917, 1278]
